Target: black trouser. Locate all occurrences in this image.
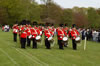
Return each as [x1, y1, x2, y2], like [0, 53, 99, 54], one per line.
[21, 38, 26, 49]
[32, 38, 37, 48]
[98, 37, 100, 42]
[58, 40, 64, 49]
[82, 35, 85, 40]
[86, 35, 89, 40]
[27, 37, 31, 47]
[45, 38, 50, 49]
[69, 33, 72, 38]
[72, 39, 77, 50]
[13, 33, 17, 42]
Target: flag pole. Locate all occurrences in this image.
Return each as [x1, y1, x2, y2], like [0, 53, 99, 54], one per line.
[84, 37, 87, 50]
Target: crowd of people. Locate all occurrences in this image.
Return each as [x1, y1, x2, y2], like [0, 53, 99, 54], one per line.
[2, 25, 10, 32]
[81, 29, 100, 42]
[11, 20, 100, 50]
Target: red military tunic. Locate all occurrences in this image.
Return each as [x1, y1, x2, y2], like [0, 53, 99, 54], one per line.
[18, 25, 23, 35]
[68, 28, 72, 36]
[44, 29, 51, 38]
[48, 27, 54, 36]
[64, 27, 68, 32]
[12, 25, 19, 34]
[2, 26, 4, 31]
[51, 27, 55, 36]
[38, 26, 43, 36]
[26, 26, 32, 36]
[71, 29, 80, 39]
[20, 27, 27, 38]
[36, 28, 41, 36]
[39, 30, 42, 36]
[56, 27, 60, 33]
[31, 28, 38, 39]
[57, 28, 67, 40]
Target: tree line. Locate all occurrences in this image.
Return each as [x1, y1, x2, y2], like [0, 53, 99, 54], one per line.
[0, 0, 100, 29]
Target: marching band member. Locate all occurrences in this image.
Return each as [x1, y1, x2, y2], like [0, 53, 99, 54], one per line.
[44, 27, 53, 49]
[68, 27, 72, 38]
[12, 24, 19, 42]
[18, 25, 23, 43]
[71, 24, 80, 50]
[20, 25, 27, 49]
[26, 24, 32, 47]
[56, 27, 60, 45]
[64, 24, 69, 34]
[57, 24, 67, 50]
[38, 25, 43, 36]
[2, 26, 4, 31]
[31, 22, 38, 49]
[64, 24, 69, 47]
[48, 26, 54, 37]
[37, 27, 42, 36]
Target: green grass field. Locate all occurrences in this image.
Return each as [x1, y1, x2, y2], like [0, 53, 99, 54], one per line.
[0, 30, 100, 66]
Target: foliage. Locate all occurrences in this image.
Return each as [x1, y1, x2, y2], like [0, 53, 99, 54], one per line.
[61, 8, 73, 27]
[0, 0, 100, 29]
[0, 0, 42, 25]
[87, 7, 100, 28]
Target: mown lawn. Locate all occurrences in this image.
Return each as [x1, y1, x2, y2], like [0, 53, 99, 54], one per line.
[0, 30, 100, 66]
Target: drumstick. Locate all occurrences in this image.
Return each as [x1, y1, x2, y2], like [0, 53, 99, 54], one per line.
[84, 37, 87, 50]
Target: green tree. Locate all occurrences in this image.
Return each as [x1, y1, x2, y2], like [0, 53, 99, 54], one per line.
[87, 7, 100, 28]
[72, 7, 89, 28]
[0, 0, 42, 25]
[61, 8, 73, 27]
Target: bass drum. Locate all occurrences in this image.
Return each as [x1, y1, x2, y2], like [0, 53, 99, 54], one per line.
[62, 37, 68, 45]
[48, 37, 54, 43]
[36, 36, 41, 42]
[63, 37, 68, 42]
[48, 37, 52, 41]
[75, 37, 81, 43]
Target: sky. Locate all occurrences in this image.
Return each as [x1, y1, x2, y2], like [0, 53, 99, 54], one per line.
[35, 0, 100, 8]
